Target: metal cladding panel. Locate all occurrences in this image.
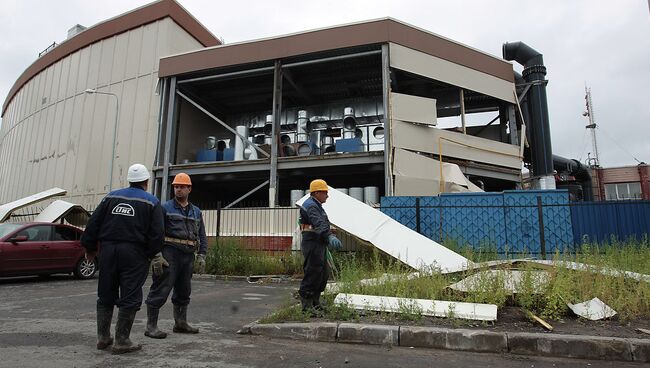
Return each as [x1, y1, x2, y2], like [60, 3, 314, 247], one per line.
[439, 192, 507, 253]
[389, 43, 516, 104]
[380, 196, 418, 231]
[503, 190, 573, 254]
[571, 201, 650, 244]
[0, 18, 202, 207]
[392, 119, 522, 169]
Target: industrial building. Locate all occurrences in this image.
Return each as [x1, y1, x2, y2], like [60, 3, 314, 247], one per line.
[3, 0, 587, 210]
[0, 0, 220, 208]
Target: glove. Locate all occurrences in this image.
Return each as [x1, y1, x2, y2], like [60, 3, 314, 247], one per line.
[84, 250, 97, 261]
[327, 234, 342, 251]
[151, 253, 169, 277]
[195, 253, 206, 274]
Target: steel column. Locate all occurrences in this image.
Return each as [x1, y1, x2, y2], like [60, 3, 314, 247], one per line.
[381, 44, 393, 196]
[161, 77, 177, 201]
[269, 60, 283, 207]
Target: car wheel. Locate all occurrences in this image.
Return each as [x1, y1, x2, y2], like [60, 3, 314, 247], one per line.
[74, 257, 97, 279]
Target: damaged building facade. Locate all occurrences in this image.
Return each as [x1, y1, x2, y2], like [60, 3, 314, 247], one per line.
[154, 18, 523, 207]
[1, 0, 527, 209]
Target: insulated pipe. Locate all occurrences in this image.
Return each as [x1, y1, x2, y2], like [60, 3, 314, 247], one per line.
[296, 110, 309, 142]
[503, 42, 553, 177]
[234, 125, 249, 161]
[553, 155, 594, 201]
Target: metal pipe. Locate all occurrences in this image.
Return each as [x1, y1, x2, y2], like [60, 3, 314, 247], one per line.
[296, 110, 309, 142]
[553, 155, 594, 201]
[503, 41, 553, 178]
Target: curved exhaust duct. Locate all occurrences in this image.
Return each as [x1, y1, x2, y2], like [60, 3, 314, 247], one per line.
[553, 155, 594, 201]
[503, 42, 554, 184]
[342, 107, 357, 139]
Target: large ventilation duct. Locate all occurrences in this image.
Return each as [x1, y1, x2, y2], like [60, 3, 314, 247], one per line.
[553, 155, 594, 201]
[342, 107, 357, 139]
[234, 125, 249, 161]
[296, 110, 309, 142]
[503, 42, 554, 188]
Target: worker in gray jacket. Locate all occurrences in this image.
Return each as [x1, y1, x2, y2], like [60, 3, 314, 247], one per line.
[144, 173, 207, 338]
[298, 179, 341, 312]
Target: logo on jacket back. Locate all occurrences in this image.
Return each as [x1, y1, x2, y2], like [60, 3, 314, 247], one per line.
[112, 203, 135, 216]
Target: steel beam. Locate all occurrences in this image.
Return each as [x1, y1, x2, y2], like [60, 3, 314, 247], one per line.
[381, 44, 393, 195]
[269, 60, 283, 207]
[161, 77, 177, 201]
[224, 180, 270, 209]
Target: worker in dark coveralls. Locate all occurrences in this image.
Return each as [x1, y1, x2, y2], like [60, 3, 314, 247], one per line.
[298, 179, 342, 312]
[81, 163, 165, 354]
[144, 172, 207, 338]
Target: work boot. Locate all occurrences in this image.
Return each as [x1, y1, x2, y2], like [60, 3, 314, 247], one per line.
[111, 309, 142, 355]
[300, 296, 314, 312]
[173, 305, 199, 334]
[144, 305, 167, 339]
[312, 293, 324, 312]
[96, 304, 114, 350]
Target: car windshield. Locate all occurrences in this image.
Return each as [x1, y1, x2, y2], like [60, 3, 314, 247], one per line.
[0, 223, 23, 238]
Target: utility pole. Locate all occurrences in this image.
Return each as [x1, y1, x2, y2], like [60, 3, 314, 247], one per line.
[583, 86, 600, 167]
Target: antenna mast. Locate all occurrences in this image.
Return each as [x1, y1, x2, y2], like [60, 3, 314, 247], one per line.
[583, 86, 600, 167]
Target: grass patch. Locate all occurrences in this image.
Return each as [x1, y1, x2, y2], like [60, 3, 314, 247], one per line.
[261, 240, 650, 323]
[204, 237, 303, 276]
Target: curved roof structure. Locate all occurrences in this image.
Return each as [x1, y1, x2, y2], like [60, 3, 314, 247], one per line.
[2, 0, 220, 117]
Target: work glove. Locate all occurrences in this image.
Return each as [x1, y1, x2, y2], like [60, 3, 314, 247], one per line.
[327, 234, 342, 251]
[195, 253, 206, 274]
[151, 252, 169, 277]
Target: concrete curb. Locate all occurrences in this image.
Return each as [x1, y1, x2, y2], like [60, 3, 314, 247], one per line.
[241, 322, 650, 362]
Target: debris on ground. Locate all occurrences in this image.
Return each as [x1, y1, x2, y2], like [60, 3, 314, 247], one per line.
[567, 297, 617, 321]
[448, 269, 549, 294]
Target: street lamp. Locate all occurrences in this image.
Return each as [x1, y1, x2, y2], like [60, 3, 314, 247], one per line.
[85, 88, 119, 192]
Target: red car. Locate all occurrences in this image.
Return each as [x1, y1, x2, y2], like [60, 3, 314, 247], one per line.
[0, 222, 96, 279]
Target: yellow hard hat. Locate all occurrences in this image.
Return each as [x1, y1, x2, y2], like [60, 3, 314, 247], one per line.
[172, 173, 192, 186]
[309, 179, 328, 193]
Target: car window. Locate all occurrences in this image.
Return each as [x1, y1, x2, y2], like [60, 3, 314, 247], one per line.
[16, 225, 52, 241]
[52, 226, 80, 241]
[0, 223, 22, 238]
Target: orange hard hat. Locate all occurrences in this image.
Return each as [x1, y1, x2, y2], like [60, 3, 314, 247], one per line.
[172, 173, 192, 186]
[309, 179, 328, 193]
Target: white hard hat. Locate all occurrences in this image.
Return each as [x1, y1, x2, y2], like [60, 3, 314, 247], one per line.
[127, 163, 150, 183]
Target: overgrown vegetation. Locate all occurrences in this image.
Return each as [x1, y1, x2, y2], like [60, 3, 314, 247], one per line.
[252, 237, 650, 323]
[204, 237, 303, 276]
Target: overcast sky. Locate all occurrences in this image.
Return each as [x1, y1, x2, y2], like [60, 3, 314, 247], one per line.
[1, 0, 648, 168]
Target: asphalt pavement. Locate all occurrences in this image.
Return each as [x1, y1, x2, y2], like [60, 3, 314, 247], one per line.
[0, 275, 643, 368]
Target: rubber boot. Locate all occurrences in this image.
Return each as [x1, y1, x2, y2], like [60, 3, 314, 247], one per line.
[173, 305, 199, 333]
[312, 292, 323, 311]
[300, 296, 313, 312]
[111, 309, 143, 355]
[144, 305, 167, 339]
[96, 304, 114, 350]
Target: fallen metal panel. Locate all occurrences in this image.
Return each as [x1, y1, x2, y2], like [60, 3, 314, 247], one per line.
[389, 43, 516, 104]
[448, 270, 549, 294]
[334, 293, 497, 321]
[529, 260, 650, 283]
[34, 200, 90, 227]
[297, 187, 471, 273]
[326, 272, 421, 293]
[390, 92, 437, 125]
[392, 119, 522, 169]
[567, 297, 617, 321]
[0, 188, 67, 223]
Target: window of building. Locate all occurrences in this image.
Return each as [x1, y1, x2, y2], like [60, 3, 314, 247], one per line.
[604, 182, 642, 200]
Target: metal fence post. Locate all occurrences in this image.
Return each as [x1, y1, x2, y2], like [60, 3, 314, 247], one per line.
[216, 201, 222, 238]
[537, 196, 546, 259]
[415, 197, 421, 234]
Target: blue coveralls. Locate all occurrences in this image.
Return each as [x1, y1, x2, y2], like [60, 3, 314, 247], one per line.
[145, 199, 207, 308]
[298, 196, 332, 299]
[81, 186, 165, 311]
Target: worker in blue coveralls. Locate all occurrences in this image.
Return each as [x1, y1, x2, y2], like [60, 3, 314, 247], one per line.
[144, 172, 207, 339]
[81, 163, 165, 355]
[298, 179, 342, 312]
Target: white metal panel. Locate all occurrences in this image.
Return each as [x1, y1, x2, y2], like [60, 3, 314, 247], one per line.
[334, 293, 497, 321]
[393, 148, 483, 191]
[390, 92, 437, 125]
[111, 32, 129, 82]
[530, 260, 650, 283]
[139, 22, 158, 75]
[392, 119, 522, 169]
[0, 187, 66, 222]
[125, 26, 144, 80]
[449, 270, 550, 294]
[34, 199, 90, 227]
[297, 187, 471, 272]
[567, 298, 617, 321]
[390, 43, 516, 104]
